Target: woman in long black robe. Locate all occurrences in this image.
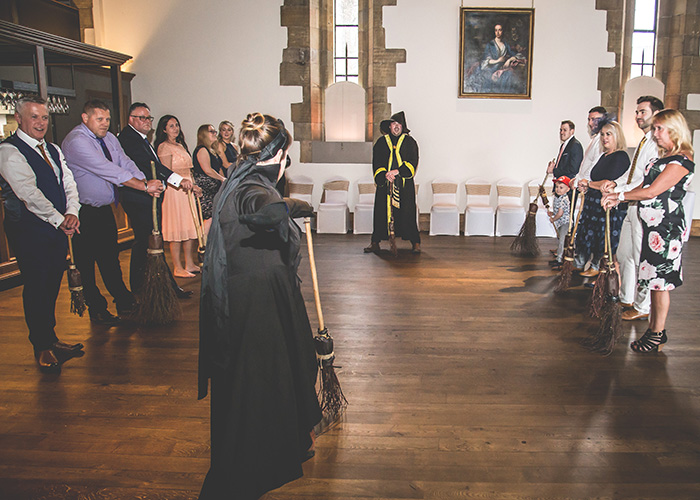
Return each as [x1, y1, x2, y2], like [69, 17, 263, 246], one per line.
[198, 115, 321, 500]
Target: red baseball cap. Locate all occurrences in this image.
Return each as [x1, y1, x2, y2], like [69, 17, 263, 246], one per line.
[553, 176, 572, 187]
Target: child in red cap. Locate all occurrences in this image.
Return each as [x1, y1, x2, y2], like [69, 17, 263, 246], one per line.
[549, 176, 571, 269]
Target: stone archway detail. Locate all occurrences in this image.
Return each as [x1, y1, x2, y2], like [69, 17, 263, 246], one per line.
[280, 0, 405, 162]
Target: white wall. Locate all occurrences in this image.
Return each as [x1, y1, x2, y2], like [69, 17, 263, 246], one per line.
[97, 0, 653, 214]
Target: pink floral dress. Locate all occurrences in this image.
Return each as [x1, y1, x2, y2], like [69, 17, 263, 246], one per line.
[638, 154, 694, 291]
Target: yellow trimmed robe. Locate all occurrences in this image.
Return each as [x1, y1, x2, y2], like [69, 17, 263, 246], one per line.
[371, 132, 420, 244]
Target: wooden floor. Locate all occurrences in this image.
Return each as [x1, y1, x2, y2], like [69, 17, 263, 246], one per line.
[1, 234, 700, 500]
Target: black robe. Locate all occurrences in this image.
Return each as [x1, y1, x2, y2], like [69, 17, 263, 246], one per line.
[371, 133, 420, 243]
[198, 162, 322, 500]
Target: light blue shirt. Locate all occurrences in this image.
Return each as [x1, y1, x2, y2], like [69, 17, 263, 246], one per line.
[62, 123, 145, 207]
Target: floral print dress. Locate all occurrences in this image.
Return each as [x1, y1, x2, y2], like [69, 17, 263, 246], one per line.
[638, 154, 695, 291]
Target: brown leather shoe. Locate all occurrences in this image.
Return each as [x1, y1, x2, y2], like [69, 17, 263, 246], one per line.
[621, 302, 634, 309]
[363, 242, 380, 253]
[622, 308, 649, 321]
[35, 350, 60, 373]
[579, 268, 600, 278]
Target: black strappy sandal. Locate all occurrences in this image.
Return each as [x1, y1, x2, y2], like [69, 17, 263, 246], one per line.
[630, 329, 667, 353]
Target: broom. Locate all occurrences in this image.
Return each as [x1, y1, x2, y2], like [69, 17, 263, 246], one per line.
[67, 234, 86, 316]
[196, 195, 207, 264]
[187, 191, 206, 266]
[555, 190, 585, 293]
[304, 217, 348, 432]
[511, 171, 549, 257]
[133, 162, 180, 325]
[588, 209, 612, 318]
[388, 180, 398, 257]
[582, 208, 623, 355]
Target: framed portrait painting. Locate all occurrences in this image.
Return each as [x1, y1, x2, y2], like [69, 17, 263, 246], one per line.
[459, 7, 534, 99]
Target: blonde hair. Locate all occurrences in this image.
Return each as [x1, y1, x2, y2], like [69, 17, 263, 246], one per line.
[601, 121, 627, 152]
[652, 109, 694, 157]
[238, 113, 291, 160]
[218, 120, 235, 142]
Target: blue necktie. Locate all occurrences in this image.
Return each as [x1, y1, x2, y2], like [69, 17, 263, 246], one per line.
[97, 136, 113, 161]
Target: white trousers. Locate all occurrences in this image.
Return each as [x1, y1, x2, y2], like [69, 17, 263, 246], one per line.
[617, 204, 650, 313]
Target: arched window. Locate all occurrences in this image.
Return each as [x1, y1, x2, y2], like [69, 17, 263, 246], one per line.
[334, 0, 359, 83]
[630, 0, 659, 78]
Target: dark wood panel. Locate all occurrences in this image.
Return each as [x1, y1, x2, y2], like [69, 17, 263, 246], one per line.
[0, 235, 699, 499]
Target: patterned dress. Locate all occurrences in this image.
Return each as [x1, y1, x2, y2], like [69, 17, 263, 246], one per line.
[575, 150, 630, 265]
[193, 145, 223, 220]
[638, 154, 695, 291]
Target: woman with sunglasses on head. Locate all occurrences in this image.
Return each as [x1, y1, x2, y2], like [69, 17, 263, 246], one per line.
[198, 113, 321, 500]
[193, 124, 227, 235]
[602, 109, 694, 353]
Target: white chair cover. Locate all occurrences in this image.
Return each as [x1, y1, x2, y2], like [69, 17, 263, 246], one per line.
[682, 191, 695, 243]
[464, 177, 494, 236]
[353, 178, 376, 234]
[317, 176, 350, 234]
[429, 179, 460, 236]
[287, 175, 314, 233]
[495, 178, 526, 237]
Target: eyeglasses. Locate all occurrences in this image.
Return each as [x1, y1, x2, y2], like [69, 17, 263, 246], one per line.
[208, 129, 217, 134]
[130, 115, 154, 122]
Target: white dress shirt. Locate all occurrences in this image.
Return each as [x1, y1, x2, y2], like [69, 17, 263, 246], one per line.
[575, 133, 603, 184]
[129, 125, 183, 187]
[613, 130, 658, 193]
[0, 128, 80, 228]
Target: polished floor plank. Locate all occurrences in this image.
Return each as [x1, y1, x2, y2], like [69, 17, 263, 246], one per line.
[1, 235, 699, 499]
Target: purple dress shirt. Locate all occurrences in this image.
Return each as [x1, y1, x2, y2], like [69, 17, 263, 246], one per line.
[62, 123, 145, 207]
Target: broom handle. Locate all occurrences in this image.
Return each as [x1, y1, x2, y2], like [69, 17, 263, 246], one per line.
[605, 208, 613, 266]
[150, 161, 159, 233]
[187, 191, 204, 247]
[196, 195, 207, 245]
[67, 233, 75, 265]
[304, 217, 325, 331]
[571, 191, 585, 240]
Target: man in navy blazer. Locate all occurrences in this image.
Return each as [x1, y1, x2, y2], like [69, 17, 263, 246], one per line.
[118, 102, 193, 296]
[547, 120, 583, 180]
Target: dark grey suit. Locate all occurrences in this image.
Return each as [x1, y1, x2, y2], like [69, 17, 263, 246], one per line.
[552, 136, 583, 179]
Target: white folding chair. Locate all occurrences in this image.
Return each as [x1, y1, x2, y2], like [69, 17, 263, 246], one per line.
[429, 179, 460, 236]
[464, 178, 494, 236]
[317, 177, 350, 234]
[287, 175, 314, 233]
[495, 179, 526, 237]
[353, 179, 375, 234]
[528, 179, 557, 238]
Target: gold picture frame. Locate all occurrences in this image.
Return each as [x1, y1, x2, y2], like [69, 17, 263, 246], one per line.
[459, 7, 534, 99]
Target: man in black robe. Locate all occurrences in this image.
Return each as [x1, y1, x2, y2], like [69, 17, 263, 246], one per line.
[364, 111, 421, 254]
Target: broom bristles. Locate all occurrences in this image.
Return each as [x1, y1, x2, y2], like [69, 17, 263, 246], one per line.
[555, 257, 574, 292]
[389, 235, 397, 257]
[588, 269, 609, 318]
[133, 254, 180, 325]
[511, 206, 539, 256]
[582, 300, 622, 355]
[70, 289, 86, 317]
